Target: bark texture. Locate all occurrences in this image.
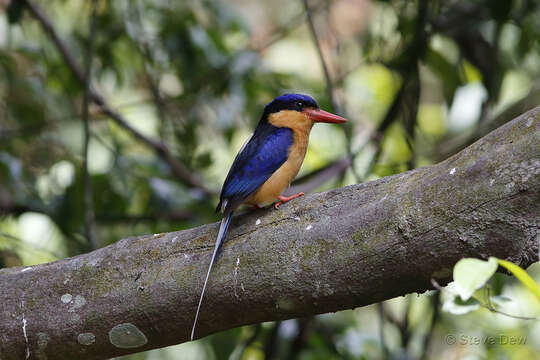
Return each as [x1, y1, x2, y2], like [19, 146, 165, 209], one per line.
[1, 107, 539, 360]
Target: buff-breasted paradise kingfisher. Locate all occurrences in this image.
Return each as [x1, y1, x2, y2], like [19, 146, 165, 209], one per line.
[191, 93, 347, 340]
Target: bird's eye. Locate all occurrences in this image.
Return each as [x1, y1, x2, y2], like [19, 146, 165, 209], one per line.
[296, 101, 304, 109]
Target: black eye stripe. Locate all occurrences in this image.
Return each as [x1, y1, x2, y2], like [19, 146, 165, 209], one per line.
[296, 101, 304, 108]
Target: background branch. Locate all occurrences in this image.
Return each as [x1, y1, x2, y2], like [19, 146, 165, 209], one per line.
[22, 0, 215, 197]
[81, 0, 98, 249]
[302, 0, 338, 111]
[0, 107, 538, 359]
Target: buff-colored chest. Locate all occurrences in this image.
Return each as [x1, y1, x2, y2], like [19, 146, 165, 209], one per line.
[245, 111, 313, 206]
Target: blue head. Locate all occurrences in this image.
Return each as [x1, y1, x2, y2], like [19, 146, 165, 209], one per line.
[260, 93, 346, 126]
[263, 94, 319, 119]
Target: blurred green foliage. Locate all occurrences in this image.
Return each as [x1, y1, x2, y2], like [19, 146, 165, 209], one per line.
[1, 0, 539, 359]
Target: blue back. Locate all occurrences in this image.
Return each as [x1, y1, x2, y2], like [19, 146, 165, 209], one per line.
[218, 123, 293, 211]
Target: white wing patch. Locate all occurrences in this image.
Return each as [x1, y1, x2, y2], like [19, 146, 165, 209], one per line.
[238, 132, 253, 154]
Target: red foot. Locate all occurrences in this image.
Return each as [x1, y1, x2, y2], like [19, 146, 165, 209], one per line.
[274, 192, 304, 209]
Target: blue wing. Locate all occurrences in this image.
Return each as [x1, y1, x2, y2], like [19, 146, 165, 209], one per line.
[218, 124, 293, 211]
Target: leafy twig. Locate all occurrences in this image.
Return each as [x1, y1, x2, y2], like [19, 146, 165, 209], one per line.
[431, 279, 539, 321]
[483, 287, 538, 321]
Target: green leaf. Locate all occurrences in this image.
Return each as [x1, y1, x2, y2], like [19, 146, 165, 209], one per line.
[496, 259, 540, 302]
[442, 296, 480, 315]
[453, 257, 498, 301]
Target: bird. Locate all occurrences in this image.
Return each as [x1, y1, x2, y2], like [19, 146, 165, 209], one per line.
[191, 93, 347, 340]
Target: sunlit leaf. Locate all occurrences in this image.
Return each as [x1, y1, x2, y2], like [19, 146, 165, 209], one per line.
[453, 257, 498, 301]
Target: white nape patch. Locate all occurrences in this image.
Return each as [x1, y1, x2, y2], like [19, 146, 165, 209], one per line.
[78, 332, 96, 346]
[449, 168, 456, 175]
[61, 294, 72, 304]
[305, 225, 313, 231]
[21, 267, 33, 272]
[255, 219, 261, 225]
[109, 323, 148, 349]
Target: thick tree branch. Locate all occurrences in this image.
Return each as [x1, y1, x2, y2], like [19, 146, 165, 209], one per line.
[1, 107, 539, 359]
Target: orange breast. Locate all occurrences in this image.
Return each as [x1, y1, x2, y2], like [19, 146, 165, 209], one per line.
[245, 112, 312, 206]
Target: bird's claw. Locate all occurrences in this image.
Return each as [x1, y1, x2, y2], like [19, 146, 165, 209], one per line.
[274, 192, 304, 209]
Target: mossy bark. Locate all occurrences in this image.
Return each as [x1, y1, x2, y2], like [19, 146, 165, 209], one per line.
[1, 107, 539, 360]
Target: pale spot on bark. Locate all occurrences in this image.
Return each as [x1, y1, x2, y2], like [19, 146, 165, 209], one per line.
[109, 323, 148, 349]
[78, 332, 96, 346]
[61, 294, 72, 304]
[68, 295, 86, 312]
